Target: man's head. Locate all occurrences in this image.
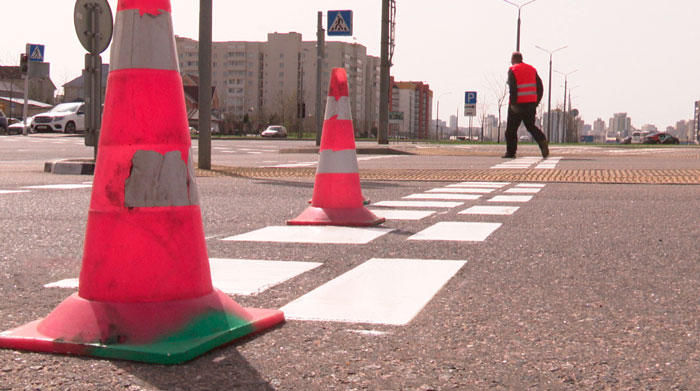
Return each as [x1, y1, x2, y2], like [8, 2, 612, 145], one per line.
[511, 52, 523, 65]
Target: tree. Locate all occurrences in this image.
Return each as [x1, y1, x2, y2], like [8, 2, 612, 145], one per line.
[477, 97, 491, 142]
[487, 73, 508, 143]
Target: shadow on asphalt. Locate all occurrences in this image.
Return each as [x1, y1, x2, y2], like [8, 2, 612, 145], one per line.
[115, 347, 275, 391]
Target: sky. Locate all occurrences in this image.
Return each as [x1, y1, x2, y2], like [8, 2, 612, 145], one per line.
[4, 0, 700, 130]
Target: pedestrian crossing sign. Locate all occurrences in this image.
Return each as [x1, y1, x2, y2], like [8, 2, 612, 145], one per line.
[28, 44, 45, 62]
[328, 10, 353, 36]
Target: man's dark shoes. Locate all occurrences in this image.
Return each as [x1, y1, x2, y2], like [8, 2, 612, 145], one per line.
[501, 154, 516, 159]
[538, 140, 550, 158]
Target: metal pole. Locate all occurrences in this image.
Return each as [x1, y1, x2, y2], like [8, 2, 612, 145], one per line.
[516, 9, 521, 51]
[504, 0, 537, 51]
[22, 44, 29, 137]
[198, 0, 212, 170]
[455, 107, 458, 139]
[315, 11, 324, 147]
[435, 100, 439, 141]
[378, 0, 390, 144]
[563, 78, 567, 143]
[546, 56, 553, 140]
[536, 45, 567, 141]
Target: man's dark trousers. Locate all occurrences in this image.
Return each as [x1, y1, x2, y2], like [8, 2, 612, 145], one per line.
[505, 102, 547, 156]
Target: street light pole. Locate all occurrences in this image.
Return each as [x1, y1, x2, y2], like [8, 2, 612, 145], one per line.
[503, 0, 537, 51]
[435, 92, 452, 141]
[535, 45, 567, 142]
[555, 69, 577, 143]
[198, 0, 213, 170]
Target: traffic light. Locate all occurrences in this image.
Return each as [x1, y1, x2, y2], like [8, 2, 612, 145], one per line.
[19, 54, 28, 74]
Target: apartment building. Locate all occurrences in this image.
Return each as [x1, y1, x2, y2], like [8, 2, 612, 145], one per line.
[176, 33, 381, 135]
[389, 78, 433, 139]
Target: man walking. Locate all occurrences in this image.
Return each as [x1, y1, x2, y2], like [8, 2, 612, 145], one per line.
[503, 52, 549, 158]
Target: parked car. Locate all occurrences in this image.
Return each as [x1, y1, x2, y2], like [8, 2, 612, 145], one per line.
[32, 102, 85, 133]
[620, 136, 632, 144]
[630, 131, 652, 144]
[7, 117, 34, 135]
[0, 109, 8, 134]
[261, 125, 288, 138]
[642, 132, 680, 145]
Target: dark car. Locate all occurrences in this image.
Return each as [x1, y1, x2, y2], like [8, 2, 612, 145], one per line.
[642, 132, 680, 144]
[0, 109, 8, 135]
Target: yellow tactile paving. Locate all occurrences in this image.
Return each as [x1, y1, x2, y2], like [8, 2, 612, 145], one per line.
[197, 166, 700, 185]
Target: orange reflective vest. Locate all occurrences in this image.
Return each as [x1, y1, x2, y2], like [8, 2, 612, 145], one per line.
[510, 63, 538, 104]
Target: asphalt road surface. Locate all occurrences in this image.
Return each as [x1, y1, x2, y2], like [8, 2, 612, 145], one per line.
[1, 134, 699, 390]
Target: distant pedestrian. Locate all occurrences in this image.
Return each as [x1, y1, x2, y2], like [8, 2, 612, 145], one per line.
[503, 52, 549, 158]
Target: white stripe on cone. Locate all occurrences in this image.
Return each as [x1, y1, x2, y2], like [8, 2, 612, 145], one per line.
[110, 9, 179, 71]
[324, 96, 352, 120]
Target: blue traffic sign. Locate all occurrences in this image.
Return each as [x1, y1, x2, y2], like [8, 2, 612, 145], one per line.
[28, 44, 45, 62]
[328, 10, 353, 36]
[465, 91, 477, 105]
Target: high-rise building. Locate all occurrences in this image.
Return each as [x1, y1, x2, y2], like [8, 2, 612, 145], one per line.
[389, 78, 433, 139]
[175, 33, 382, 135]
[449, 115, 458, 130]
[543, 110, 563, 141]
[641, 124, 658, 133]
[695, 101, 700, 142]
[609, 113, 631, 137]
[483, 114, 499, 141]
[593, 118, 606, 133]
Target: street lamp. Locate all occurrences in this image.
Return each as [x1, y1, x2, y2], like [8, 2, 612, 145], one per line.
[503, 0, 537, 51]
[535, 45, 567, 142]
[555, 69, 578, 143]
[435, 92, 453, 140]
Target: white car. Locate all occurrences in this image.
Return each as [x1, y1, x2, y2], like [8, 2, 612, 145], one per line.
[32, 102, 85, 133]
[7, 117, 34, 135]
[261, 125, 288, 138]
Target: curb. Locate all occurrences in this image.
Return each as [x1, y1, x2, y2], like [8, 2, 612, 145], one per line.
[44, 159, 95, 175]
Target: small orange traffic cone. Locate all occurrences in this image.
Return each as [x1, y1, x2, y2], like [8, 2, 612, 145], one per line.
[0, 0, 283, 364]
[288, 68, 384, 227]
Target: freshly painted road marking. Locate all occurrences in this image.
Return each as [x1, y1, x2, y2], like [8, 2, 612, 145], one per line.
[373, 200, 464, 208]
[222, 226, 394, 244]
[535, 157, 563, 169]
[447, 181, 510, 188]
[269, 162, 317, 168]
[368, 209, 436, 220]
[44, 259, 322, 296]
[459, 205, 520, 215]
[488, 195, 533, 203]
[515, 183, 546, 188]
[491, 157, 541, 169]
[22, 184, 92, 190]
[504, 187, 542, 194]
[44, 278, 78, 288]
[280, 258, 467, 325]
[0, 190, 31, 194]
[208, 258, 322, 295]
[408, 222, 501, 242]
[357, 156, 397, 161]
[403, 193, 481, 201]
[427, 187, 495, 194]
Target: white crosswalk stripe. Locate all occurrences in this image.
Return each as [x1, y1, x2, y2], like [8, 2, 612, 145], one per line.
[280, 258, 467, 325]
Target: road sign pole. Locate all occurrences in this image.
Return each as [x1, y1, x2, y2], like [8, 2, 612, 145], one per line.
[22, 44, 30, 137]
[198, 0, 213, 170]
[378, 0, 390, 145]
[315, 11, 325, 147]
[74, 0, 113, 157]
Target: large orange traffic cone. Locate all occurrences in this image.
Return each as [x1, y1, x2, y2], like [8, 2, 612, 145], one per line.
[287, 68, 384, 226]
[0, 0, 283, 364]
